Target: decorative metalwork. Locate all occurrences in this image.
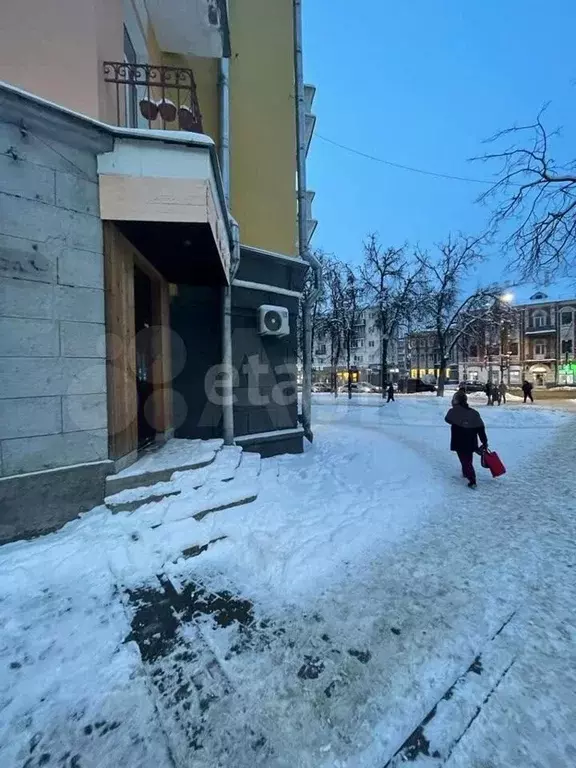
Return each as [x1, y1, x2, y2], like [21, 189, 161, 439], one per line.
[103, 62, 203, 133]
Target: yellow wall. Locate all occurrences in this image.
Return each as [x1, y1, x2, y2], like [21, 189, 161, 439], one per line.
[178, 1, 298, 257]
[228, 0, 298, 257]
[188, 56, 220, 146]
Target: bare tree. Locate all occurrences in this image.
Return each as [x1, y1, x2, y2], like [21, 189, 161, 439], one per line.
[360, 235, 424, 397]
[416, 235, 501, 397]
[340, 265, 366, 399]
[301, 250, 327, 366]
[308, 256, 346, 396]
[477, 109, 576, 278]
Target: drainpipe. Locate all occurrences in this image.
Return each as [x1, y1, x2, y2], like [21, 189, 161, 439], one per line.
[293, 0, 321, 442]
[219, 52, 238, 446]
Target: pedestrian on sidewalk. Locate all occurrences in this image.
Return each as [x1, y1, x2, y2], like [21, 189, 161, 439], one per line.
[498, 381, 507, 405]
[522, 379, 534, 403]
[386, 382, 395, 403]
[484, 381, 492, 405]
[444, 391, 489, 489]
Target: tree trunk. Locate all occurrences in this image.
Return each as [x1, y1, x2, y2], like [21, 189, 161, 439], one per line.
[380, 337, 389, 398]
[437, 355, 448, 397]
[346, 339, 352, 400]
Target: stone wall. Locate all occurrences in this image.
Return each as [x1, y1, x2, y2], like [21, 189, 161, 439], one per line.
[0, 85, 114, 542]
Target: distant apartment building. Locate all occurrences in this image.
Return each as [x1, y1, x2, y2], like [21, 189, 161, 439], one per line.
[312, 307, 407, 383]
[458, 285, 576, 387]
[0, 0, 316, 542]
[405, 329, 460, 382]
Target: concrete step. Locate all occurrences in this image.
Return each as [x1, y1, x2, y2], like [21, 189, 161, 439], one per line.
[105, 445, 244, 514]
[108, 446, 261, 529]
[106, 438, 223, 496]
[105, 480, 182, 514]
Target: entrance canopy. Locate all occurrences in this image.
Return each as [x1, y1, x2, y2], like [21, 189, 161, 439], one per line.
[98, 132, 231, 286]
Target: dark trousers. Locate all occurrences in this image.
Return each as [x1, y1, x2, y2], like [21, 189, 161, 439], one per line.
[457, 451, 476, 483]
[387, 393, 394, 402]
[523, 392, 533, 403]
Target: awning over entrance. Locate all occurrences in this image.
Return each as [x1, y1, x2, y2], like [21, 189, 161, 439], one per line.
[98, 132, 231, 286]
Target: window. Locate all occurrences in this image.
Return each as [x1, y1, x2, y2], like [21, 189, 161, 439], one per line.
[509, 342, 519, 356]
[534, 343, 547, 356]
[315, 344, 326, 356]
[469, 345, 478, 357]
[368, 340, 375, 348]
[530, 291, 547, 301]
[561, 311, 573, 325]
[533, 314, 545, 328]
[354, 355, 363, 364]
[562, 340, 573, 354]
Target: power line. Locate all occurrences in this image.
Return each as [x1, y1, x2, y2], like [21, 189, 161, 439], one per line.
[315, 133, 492, 186]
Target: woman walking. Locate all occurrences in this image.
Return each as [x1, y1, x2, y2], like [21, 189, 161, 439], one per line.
[444, 391, 489, 489]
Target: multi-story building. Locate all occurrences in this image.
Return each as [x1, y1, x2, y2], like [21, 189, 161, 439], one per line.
[458, 284, 576, 387]
[312, 307, 407, 384]
[405, 329, 460, 382]
[0, 0, 315, 542]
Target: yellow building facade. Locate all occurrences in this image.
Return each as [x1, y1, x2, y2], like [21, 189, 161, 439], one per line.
[174, 1, 299, 257]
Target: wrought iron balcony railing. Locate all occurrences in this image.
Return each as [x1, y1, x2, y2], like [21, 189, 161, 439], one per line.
[103, 62, 203, 133]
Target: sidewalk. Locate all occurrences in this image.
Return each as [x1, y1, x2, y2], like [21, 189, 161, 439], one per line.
[1, 401, 575, 767]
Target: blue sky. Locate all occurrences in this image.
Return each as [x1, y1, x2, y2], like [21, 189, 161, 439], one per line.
[303, 0, 576, 286]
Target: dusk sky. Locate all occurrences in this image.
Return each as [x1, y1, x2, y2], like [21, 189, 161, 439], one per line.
[303, 0, 576, 288]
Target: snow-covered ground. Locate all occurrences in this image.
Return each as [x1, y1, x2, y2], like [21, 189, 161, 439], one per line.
[1, 396, 575, 767]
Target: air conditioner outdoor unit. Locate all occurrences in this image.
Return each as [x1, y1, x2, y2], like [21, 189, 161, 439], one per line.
[258, 304, 290, 337]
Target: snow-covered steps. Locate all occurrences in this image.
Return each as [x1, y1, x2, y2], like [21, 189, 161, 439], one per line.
[105, 445, 245, 514]
[172, 445, 242, 487]
[106, 438, 223, 496]
[105, 480, 181, 514]
[107, 448, 261, 529]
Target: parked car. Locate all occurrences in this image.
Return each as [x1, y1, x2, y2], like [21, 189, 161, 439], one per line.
[406, 378, 436, 393]
[460, 381, 486, 393]
[357, 382, 379, 393]
[312, 382, 331, 393]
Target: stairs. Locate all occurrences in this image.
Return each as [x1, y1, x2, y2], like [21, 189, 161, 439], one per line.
[105, 440, 261, 523]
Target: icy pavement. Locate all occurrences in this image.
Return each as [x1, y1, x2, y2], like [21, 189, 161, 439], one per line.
[1, 397, 575, 767]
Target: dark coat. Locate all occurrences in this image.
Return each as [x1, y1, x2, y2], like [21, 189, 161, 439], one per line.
[522, 381, 533, 394]
[444, 404, 488, 454]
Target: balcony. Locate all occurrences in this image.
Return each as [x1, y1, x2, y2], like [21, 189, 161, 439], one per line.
[525, 324, 555, 334]
[145, 0, 230, 59]
[103, 62, 203, 133]
[304, 84, 317, 157]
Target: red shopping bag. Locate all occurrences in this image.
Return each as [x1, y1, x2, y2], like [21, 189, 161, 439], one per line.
[481, 449, 506, 478]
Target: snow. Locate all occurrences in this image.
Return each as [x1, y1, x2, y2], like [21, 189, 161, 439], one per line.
[0, 80, 215, 148]
[1, 397, 576, 767]
[113, 438, 223, 478]
[507, 278, 576, 305]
